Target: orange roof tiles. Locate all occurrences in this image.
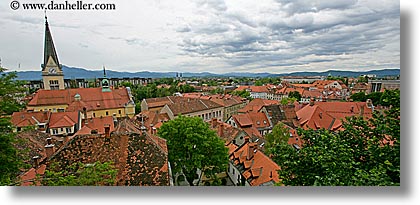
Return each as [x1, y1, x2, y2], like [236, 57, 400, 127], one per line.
[49, 111, 79, 128]
[11, 111, 50, 127]
[314, 101, 373, 120]
[296, 104, 342, 131]
[19, 164, 46, 186]
[235, 86, 269, 93]
[165, 97, 223, 115]
[47, 118, 169, 186]
[230, 142, 280, 186]
[239, 98, 279, 113]
[75, 116, 115, 135]
[28, 87, 131, 112]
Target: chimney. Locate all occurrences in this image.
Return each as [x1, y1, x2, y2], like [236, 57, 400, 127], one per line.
[83, 107, 87, 120]
[244, 136, 250, 143]
[45, 144, 55, 158]
[104, 124, 110, 138]
[212, 118, 217, 128]
[248, 143, 255, 159]
[366, 99, 373, 108]
[218, 123, 224, 137]
[32, 156, 40, 168]
[309, 98, 315, 106]
[46, 137, 52, 145]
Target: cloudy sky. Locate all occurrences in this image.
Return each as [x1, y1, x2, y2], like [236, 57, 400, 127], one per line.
[0, 0, 400, 74]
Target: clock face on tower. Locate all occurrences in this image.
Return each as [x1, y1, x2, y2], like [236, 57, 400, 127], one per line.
[48, 68, 57, 74]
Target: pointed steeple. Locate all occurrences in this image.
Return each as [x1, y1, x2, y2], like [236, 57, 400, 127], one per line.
[42, 15, 61, 70]
[101, 66, 111, 92]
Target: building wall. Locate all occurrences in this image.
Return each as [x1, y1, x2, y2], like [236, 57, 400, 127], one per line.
[27, 104, 68, 112]
[49, 125, 75, 136]
[227, 163, 243, 186]
[223, 103, 246, 122]
[28, 104, 135, 118]
[250, 92, 267, 99]
[161, 105, 223, 122]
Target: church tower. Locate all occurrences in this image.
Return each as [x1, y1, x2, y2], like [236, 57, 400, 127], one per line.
[41, 16, 65, 90]
[101, 66, 111, 92]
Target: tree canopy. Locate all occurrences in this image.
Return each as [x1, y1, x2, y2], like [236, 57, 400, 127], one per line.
[269, 90, 400, 186]
[0, 67, 27, 185]
[158, 116, 228, 185]
[41, 161, 118, 186]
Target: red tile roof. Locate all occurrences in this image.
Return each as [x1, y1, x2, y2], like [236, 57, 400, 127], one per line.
[11, 111, 50, 128]
[75, 116, 115, 135]
[46, 118, 169, 186]
[230, 142, 280, 186]
[235, 86, 269, 93]
[49, 111, 79, 128]
[19, 164, 46, 186]
[165, 96, 223, 115]
[239, 98, 279, 113]
[314, 101, 373, 120]
[28, 87, 132, 112]
[296, 104, 342, 131]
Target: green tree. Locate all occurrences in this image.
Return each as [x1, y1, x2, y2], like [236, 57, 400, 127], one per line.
[271, 105, 400, 186]
[366, 92, 382, 105]
[0, 67, 26, 185]
[265, 122, 290, 153]
[231, 90, 251, 100]
[158, 116, 228, 186]
[41, 161, 118, 186]
[379, 89, 400, 107]
[350, 92, 367, 102]
[0, 67, 25, 115]
[288, 91, 301, 102]
[280, 97, 297, 105]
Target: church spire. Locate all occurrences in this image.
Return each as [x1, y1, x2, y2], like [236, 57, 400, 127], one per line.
[101, 66, 111, 92]
[42, 15, 61, 70]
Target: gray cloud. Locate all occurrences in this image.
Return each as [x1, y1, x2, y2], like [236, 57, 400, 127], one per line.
[175, 0, 399, 71]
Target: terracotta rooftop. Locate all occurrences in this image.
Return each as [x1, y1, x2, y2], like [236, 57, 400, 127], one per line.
[230, 141, 280, 186]
[234, 86, 269, 93]
[314, 101, 373, 120]
[165, 96, 223, 115]
[49, 111, 79, 128]
[209, 118, 244, 143]
[239, 98, 279, 113]
[28, 87, 132, 112]
[46, 118, 169, 186]
[296, 104, 342, 131]
[75, 116, 115, 135]
[11, 111, 50, 128]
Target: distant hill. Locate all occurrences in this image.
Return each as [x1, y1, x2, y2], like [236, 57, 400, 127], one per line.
[14, 65, 400, 81]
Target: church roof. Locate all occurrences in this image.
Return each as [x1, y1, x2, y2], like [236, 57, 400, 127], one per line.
[28, 87, 132, 111]
[42, 17, 61, 70]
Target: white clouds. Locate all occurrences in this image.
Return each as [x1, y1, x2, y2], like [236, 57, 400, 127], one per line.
[0, 0, 399, 73]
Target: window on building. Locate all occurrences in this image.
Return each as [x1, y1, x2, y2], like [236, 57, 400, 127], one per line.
[66, 127, 72, 133]
[106, 111, 109, 116]
[93, 113, 96, 117]
[118, 110, 122, 115]
[52, 129, 58, 135]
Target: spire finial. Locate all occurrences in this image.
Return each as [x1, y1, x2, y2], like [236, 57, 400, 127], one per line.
[103, 65, 106, 77]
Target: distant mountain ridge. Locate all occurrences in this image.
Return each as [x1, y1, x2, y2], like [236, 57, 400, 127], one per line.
[14, 65, 400, 81]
